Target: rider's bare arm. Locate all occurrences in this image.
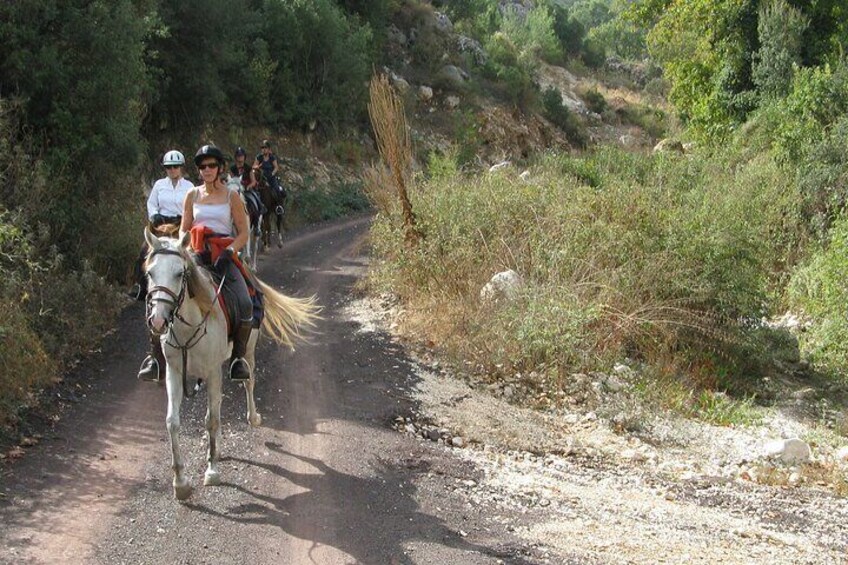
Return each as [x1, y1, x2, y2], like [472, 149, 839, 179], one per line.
[228, 190, 250, 253]
[179, 188, 196, 241]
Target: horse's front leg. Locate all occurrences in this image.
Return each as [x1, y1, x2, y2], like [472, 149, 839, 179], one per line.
[276, 213, 283, 248]
[244, 329, 262, 427]
[165, 364, 191, 500]
[203, 373, 223, 486]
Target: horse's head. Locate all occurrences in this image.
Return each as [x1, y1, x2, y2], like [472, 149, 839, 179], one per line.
[144, 228, 191, 335]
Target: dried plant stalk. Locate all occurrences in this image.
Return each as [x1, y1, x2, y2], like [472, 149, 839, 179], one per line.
[368, 73, 420, 245]
[362, 163, 397, 221]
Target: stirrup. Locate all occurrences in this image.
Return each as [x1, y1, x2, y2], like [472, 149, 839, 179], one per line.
[275, 205, 285, 216]
[229, 357, 251, 381]
[138, 356, 162, 382]
[129, 283, 146, 301]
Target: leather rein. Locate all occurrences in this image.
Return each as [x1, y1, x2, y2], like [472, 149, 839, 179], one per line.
[145, 248, 225, 398]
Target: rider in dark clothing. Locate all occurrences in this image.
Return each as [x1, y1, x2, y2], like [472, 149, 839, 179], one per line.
[253, 139, 286, 204]
[230, 146, 257, 191]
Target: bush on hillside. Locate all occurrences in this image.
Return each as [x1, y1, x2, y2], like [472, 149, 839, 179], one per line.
[752, 0, 808, 99]
[483, 33, 538, 107]
[583, 88, 608, 114]
[541, 87, 588, 147]
[368, 146, 799, 387]
[581, 37, 607, 69]
[501, 3, 560, 62]
[788, 214, 848, 376]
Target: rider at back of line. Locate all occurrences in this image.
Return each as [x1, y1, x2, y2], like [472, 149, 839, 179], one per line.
[253, 139, 280, 183]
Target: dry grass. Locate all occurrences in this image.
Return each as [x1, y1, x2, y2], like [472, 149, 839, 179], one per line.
[368, 73, 420, 245]
[362, 163, 398, 220]
[752, 462, 848, 497]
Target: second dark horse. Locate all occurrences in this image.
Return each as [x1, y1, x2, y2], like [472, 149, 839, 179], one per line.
[256, 170, 285, 249]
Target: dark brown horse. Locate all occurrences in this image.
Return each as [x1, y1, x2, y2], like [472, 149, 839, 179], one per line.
[256, 169, 285, 249]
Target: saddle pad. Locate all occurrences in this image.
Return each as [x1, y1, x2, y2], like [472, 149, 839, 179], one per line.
[209, 270, 264, 338]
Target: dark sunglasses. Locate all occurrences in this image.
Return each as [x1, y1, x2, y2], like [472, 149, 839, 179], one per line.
[197, 162, 219, 170]
[164, 164, 181, 169]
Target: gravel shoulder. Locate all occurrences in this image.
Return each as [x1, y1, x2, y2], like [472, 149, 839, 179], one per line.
[344, 296, 848, 565]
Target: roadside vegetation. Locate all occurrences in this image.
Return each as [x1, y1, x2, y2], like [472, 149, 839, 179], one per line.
[366, 0, 848, 429]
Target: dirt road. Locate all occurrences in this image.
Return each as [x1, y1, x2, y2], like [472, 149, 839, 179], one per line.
[0, 215, 547, 565]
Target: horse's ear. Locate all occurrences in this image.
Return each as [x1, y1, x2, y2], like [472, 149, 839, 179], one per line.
[144, 227, 161, 250]
[179, 230, 190, 249]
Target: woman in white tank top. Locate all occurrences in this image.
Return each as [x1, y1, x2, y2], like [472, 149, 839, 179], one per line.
[177, 144, 254, 381]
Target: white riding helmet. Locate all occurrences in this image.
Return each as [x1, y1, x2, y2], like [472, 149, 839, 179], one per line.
[162, 150, 185, 166]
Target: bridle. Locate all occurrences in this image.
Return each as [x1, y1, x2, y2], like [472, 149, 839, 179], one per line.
[146, 249, 188, 334]
[145, 247, 224, 398]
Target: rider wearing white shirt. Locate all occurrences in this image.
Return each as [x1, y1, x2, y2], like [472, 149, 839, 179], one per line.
[147, 151, 193, 225]
[131, 150, 190, 301]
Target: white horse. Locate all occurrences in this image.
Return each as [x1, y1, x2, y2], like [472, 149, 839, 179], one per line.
[143, 228, 318, 500]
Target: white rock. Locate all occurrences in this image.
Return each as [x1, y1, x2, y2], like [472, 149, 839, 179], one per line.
[445, 95, 460, 109]
[392, 76, 410, 93]
[604, 375, 625, 392]
[418, 85, 434, 102]
[836, 446, 848, 462]
[612, 363, 635, 378]
[653, 138, 685, 154]
[434, 12, 453, 32]
[619, 134, 637, 147]
[519, 170, 531, 181]
[488, 161, 511, 173]
[621, 449, 646, 462]
[452, 436, 466, 448]
[480, 269, 522, 303]
[764, 438, 812, 465]
[788, 472, 802, 486]
[791, 387, 815, 400]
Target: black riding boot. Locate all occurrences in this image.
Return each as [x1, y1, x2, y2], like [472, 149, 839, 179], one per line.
[138, 335, 165, 382]
[229, 320, 253, 381]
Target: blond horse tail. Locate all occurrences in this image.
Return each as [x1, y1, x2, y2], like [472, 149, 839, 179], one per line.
[256, 279, 320, 349]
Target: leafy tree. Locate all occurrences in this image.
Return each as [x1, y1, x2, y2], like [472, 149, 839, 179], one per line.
[752, 0, 809, 99]
[145, 0, 259, 129]
[0, 0, 153, 257]
[547, 1, 587, 55]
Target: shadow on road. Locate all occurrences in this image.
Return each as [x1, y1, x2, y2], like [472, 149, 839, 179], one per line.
[187, 444, 534, 565]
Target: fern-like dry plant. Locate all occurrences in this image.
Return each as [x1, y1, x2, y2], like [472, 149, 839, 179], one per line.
[368, 73, 420, 245]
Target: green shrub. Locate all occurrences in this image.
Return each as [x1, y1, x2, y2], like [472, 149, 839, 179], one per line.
[581, 37, 606, 69]
[788, 213, 848, 376]
[483, 32, 538, 107]
[618, 102, 667, 140]
[290, 181, 370, 224]
[501, 3, 560, 61]
[541, 87, 588, 147]
[369, 145, 797, 385]
[583, 88, 608, 114]
[752, 0, 809, 99]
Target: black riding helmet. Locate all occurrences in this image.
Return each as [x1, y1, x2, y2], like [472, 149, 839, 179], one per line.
[234, 146, 247, 157]
[194, 144, 226, 167]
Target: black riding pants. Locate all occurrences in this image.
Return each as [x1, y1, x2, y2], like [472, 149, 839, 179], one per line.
[223, 261, 253, 324]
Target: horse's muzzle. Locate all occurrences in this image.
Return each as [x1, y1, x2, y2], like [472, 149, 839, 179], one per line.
[147, 313, 169, 335]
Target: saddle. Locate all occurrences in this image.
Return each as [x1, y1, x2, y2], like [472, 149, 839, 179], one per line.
[189, 226, 264, 337]
[206, 268, 264, 337]
[243, 189, 266, 218]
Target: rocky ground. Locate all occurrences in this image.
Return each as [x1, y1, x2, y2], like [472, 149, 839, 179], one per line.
[344, 295, 848, 565]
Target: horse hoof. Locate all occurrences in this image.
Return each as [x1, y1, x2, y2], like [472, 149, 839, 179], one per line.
[204, 471, 221, 486]
[249, 413, 262, 428]
[173, 483, 192, 500]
